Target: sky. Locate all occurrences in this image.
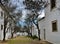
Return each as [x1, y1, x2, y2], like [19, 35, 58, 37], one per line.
[9, 0, 45, 27]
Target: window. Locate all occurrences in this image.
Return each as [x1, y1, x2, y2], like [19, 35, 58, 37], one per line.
[1, 11, 3, 17]
[51, 0, 56, 10]
[52, 20, 57, 32]
[1, 25, 3, 30]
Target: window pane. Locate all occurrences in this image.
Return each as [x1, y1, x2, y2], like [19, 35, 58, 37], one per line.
[52, 20, 57, 32]
[51, 0, 56, 10]
[1, 12, 3, 17]
[1, 25, 3, 30]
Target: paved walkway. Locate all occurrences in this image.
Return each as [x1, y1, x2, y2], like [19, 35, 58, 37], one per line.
[0, 36, 53, 44]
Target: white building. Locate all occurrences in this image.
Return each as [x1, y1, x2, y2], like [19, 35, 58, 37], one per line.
[0, 4, 13, 40]
[39, 0, 60, 44]
[0, 4, 4, 40]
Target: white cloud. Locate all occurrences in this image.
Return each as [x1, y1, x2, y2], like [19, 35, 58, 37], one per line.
[38, 9, 45, 19]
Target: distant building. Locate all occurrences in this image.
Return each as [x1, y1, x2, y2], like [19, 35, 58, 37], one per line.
[39, 0, 60, 44]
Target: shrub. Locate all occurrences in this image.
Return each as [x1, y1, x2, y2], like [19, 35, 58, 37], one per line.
[26, 35, 38, 39]
[31, 35, 38, 39]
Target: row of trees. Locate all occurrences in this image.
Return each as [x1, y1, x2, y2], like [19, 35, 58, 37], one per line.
[0, 0, 22, 41]
[0, 0, 48, 41]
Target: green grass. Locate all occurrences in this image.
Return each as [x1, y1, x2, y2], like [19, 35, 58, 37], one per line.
[8, 36, 33, 44]
[0, 36, 52, 44]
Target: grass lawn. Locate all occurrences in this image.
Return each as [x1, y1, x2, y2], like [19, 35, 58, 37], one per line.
[0, 36, 52, 44]
[8, 36, 33, 44]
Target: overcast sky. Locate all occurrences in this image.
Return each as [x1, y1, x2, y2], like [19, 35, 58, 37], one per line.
[9, 0, 45, 27]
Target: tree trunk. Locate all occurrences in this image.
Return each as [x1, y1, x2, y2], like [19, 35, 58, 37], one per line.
[27, 22, 30, 36]
[33, 21, 40, 40]
[31, 28, 32, 37]
[37, 22, 40, 40]
[28, 29, 30, 36]
[31, 23, 32, 37]
[3, 25, 6, 41]
[11, 33, 13, 38]
[3, 18, 7, 41]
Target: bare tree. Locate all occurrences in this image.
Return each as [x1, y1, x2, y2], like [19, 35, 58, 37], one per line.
[23, 0, 47, 40]
[0, 0, 22, 41]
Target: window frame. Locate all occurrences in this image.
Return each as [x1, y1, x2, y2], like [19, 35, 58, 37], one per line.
[50, 0, 56, 10]
[1, 25, 3, 30]
[52, 20, 58, 32]
[1, 11, 3, 17]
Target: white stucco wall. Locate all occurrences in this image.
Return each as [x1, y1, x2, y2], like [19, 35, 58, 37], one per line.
[39, 0, 60, 44]
[32, 23, 38, 37]
[0, 7, 4, 40]
[0, 6, 12, 40]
